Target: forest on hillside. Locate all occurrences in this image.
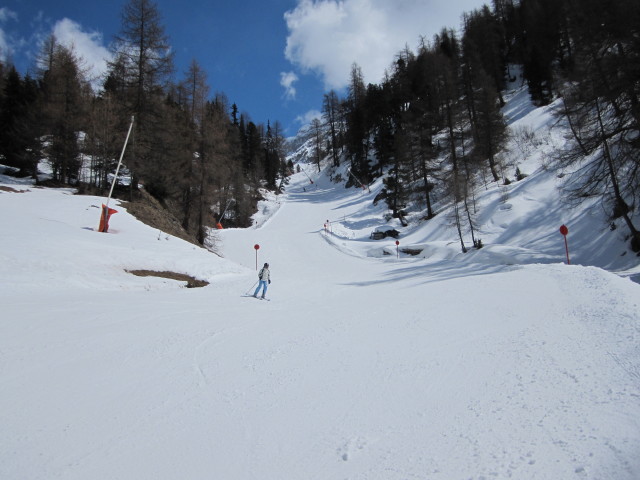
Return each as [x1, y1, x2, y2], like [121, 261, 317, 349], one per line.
[1, 0, 639, 249]
[304, 0, 640, 251]
[0, 0, 291, 243]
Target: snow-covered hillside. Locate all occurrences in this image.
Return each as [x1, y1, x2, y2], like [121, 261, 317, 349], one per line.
[1, 85, 639, 480]
[288, 84, 640, 276]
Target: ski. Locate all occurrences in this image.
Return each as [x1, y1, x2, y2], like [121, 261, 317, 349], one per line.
[241, 295, 271, 301]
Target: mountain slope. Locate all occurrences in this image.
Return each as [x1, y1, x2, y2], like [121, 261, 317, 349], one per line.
[286, 83, 640, 275]
[1, 86, 640, 479]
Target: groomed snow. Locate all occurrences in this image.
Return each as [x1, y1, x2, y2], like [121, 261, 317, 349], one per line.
[1, 86, 640, 479]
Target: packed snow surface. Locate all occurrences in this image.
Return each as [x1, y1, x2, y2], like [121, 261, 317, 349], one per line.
[2, 88, 640, 479]
[1, 169, 639, 480]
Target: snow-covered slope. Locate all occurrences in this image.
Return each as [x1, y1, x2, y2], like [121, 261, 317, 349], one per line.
[288, 84, 640, 276]
[1, 87, 640, 480]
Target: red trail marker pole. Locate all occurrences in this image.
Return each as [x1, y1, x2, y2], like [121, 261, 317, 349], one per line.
[559, 225, 570, 264]
[254, 244, 260, 270]
[396, 240, 400, 259]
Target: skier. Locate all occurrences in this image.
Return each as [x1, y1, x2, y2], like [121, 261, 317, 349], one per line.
[253, 262, 271, 299]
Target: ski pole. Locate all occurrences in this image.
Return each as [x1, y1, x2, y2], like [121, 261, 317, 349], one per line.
[245, 281, 258, 295]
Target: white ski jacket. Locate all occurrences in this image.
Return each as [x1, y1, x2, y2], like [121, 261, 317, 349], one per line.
[258, 267, 270, 282]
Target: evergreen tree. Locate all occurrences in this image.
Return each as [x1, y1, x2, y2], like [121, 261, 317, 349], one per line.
[196, 98, 231, 241]
[0, 61, 5, 95]
[414, 46, 449, 219]
[310, 117, 324, 173]
[0, 67, 41, 176]
[84, 91, 122, 191]
[177, 59, 209, 231]
[517, 0, 566, 105]
[244, 119, 263, 183]
[402, 48, 441, 220]
[368, 82, 395, 178]
[110, 0, 174, 197]
[462, 6, 507, 106]
[231, 103, 239, 126]
[344, 63, 372, 185]
[271, 121, 288, 193]
[264, 121, 279, 189]
[434, 29, 472, 252]
[322, 90, 342, 167]
[20, 74, 43, 178]
[38, 40, 88, 184]
[556, 0, 640, 250]
[469, 69, 507, 182]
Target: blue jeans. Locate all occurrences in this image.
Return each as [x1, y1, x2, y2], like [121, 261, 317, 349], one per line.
[254, 280, 268, 297]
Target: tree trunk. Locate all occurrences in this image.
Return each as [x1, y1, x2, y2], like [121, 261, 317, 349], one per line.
[595, 98, 640, 248]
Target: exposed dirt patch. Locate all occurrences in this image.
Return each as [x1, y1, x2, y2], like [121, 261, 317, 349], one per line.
[0, 186, 29, 193]
[86, 188, 208, 288]
[122, 188, 199, 245]
[78, 184, 199, 244]
[401, 248, 424, 256]
[127, 269, 209, 288]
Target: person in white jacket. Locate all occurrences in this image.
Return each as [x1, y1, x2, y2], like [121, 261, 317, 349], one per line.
[253, 263, 271, 298]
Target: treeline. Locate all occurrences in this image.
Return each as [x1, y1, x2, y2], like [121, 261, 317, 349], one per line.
[0, 0, 289, 243]
[310, 0, 640, 251]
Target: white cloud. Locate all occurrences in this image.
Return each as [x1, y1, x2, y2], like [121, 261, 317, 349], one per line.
[52, 18, 112, 88]
[284, 0, 486, 90]
[0, 7, 18, 23]
[295, 109, 322, 126]
[0, 7, 18, 61]
[280, 71, 299, 100]
[0, 30, 9, 62]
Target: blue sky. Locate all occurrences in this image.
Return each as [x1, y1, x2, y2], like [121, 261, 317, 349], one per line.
[1, 0, 486, 136]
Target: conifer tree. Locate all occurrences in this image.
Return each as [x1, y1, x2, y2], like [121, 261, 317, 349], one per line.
[557, 0, 640, 250]
[177, 59, 209, 231]
[38, 40, 88, 184]
[462, 7, 507, 106]
[344, 63, 371, 185]
[110, 0, 174, 197]
[271, 121, 288, 193]
[310, 117, 324, 173]
[264, 122, 278, 189]
[0, 67, 41, 177]
[322, 90, 342, 167]
[196, 98, 230, 242]
[517, 0, 565, 105]
[85, 91, 121, 191]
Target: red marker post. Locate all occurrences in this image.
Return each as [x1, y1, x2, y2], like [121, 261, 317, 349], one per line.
[559, 224, 570, 264]
[396, 240, 400, 259]
[254, 244, 260, 270]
